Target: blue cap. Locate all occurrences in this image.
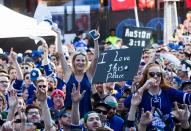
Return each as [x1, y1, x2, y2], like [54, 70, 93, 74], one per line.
[31, 50, 43, 59]
[30, 68, 41, 81]
[181, 80, 191, 89]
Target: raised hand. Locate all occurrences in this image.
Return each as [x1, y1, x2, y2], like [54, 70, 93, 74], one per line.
[188, 105, 191, 113]
[9, 48, 17, 62]
[138, 78, 157, 93]
[42, 41, 49, 54]
[171, 102, 190, 122]
[71, 83, 86, 103]
[52, 26, 61, 34]
[36, 85, 47, 102]
[8, 89, 18, 108]
[1, 121, 14, 130]
[144, 78, 157, 89]
[139, 108, 154, 126]
[131, 91, 143, 106]
[18, 107, 27, 123]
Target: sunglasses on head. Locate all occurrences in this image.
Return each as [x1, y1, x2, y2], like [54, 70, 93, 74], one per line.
[148, 72, 162, 77]
[94, 109, 108, 115]
[38, 85, 46, 88]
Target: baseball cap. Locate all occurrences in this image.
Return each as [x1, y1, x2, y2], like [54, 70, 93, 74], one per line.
[31, 50, 43, 59]
[104, 95, 118, 108]
[51, 89, 65, 98]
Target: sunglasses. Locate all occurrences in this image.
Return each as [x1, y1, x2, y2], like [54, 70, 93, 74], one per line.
[94, 109, 108, 115]
[21, 66, 29, 70]
[112, 107, 116, 110]
[38, 85, 46, 88]
[148, 72, 162, 77]
[14, 119, 22, 123]
[25, 76, 30, 80]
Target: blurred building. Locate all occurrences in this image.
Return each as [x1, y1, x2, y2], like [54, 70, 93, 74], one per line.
[1, 0, 190, 43]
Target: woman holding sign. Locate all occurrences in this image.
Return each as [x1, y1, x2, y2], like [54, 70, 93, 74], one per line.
[54, 28, 99, 118]
[124, 63, 191, 130]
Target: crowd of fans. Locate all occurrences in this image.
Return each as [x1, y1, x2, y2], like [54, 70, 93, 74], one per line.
[0, 12, 191, 131]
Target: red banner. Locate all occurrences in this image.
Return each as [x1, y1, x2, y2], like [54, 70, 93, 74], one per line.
[186, 0, 191, 8]
[111, 0, 136, 11]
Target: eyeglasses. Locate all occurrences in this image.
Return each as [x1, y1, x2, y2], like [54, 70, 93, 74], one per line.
[38, 85, 46, 88]
[28, 111, 39, 115]
[94, 109, 108, 115]
[148, 72, 162, 77]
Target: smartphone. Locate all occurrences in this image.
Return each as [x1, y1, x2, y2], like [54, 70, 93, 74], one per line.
[89, 30, 100, 40]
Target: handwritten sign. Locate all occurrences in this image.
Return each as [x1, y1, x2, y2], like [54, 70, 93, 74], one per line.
[123, 26, 153, 48]
[93, 47, 143, 83]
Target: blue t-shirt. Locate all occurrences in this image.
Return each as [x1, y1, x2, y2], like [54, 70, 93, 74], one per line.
[107, 115, 124, 131]
[124, 88, 191, 131]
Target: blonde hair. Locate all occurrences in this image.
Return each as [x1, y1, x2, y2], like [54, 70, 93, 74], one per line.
[71, 52, 88, 72]
[0, 93, 6, 111]
[36, 76, 47, 84]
